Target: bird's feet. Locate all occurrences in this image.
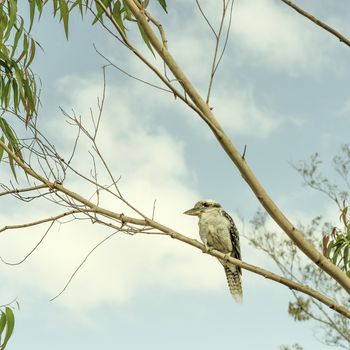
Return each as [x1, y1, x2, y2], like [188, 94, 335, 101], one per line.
[223, 253, 231, 263]
[202, 244, 214, 254]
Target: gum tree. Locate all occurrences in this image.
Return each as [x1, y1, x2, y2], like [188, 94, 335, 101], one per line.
[0, 0, 349, 347]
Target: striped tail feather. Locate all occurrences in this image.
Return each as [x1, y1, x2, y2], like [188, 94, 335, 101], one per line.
[224, 266, 243, 303]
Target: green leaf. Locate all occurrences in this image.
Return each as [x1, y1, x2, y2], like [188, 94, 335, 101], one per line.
[0, 135, 5, 161]
[0, 117, 21, 158]
[3, 80, 11, 108]
[22, 33, 29, 60]
[35, 0, 43, 18]
[0, 8, 8, 42]
[12, 79, 19, 112]
[4, 0, 18, 41]
[0, 311, 6, 336]
[53, 0, 59, 16]
[28, 0, 36, 32]
[11, 17, 24, 58]
[122, 1, 133, 20]
[157, 0, 167, 13]
[92, 0, 106, 25]
[112, 1, 126, 36]
[137, 23, 154, 57]
[2, 307, 15, 349]
[59, 0, 69, 39]
[70, 0, 83, 18]
[343, 245, 349, 271]
[332, 244, 343, 265]
[7, 143, 18, 182]
[14, 64, 25, 97]
[25, 38, 36, 68]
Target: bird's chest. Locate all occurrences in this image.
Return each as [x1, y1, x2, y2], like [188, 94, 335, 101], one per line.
[198, 213, 232, 253]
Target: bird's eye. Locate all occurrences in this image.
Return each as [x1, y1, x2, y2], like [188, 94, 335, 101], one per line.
[203, 202, 209, 207]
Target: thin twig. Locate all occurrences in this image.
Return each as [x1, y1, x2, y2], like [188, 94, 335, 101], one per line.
[206, 0, 235, 104]
[0, 210, 89, 234]
[0, 221, 54, 265]
[0, 184, 47, 197]
[50, 229, 119, 301]
[196, 0, 217, 36]
[94, 48, 170, 93]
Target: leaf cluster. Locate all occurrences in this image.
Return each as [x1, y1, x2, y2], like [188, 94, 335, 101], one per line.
[324, 206, 350, 276]
[0, 0, 39, 123]
[50, 0, 167, 49]
[0, 0, 170, 180]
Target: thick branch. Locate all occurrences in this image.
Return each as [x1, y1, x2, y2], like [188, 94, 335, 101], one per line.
[123, 0, 350, 294]
[281, 0, 350, 48]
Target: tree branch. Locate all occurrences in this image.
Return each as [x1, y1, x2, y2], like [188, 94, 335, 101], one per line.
[0, 138, 349, 319]
[123, 0, 350, 294]
[0, 209, 95, 234]
[281, 0, 350, 48]
[0, 184, 47, 197]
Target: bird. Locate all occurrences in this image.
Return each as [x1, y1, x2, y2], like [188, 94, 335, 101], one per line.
[184, 199, 243, 302]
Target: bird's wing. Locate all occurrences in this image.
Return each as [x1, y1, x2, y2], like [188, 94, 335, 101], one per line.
[222, 210, 242, 274]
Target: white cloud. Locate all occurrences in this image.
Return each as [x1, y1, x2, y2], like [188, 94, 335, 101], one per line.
[231, 0, 330, 73]
[211, 86, 281, 137]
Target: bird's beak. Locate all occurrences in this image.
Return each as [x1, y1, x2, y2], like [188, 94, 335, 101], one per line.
[183, 207, 199, 216]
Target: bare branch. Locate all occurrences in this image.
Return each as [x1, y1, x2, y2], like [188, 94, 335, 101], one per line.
[281, 0, 350, 48]
[0, 184, 47, 197]
[94, 47, 171, 93]
[1, 136, 348, 316]
[206, 0, 235, 104]
[0, 209, 95, 234]
[196, 0, 217, 37]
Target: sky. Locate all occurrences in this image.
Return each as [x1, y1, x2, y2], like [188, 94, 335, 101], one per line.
[1, 0, 350, 349]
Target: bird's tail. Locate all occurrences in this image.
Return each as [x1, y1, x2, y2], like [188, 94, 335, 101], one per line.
[224, 266, 243, 303]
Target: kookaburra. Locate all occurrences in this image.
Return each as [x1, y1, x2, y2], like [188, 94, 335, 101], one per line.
[184, 199, 243, 302]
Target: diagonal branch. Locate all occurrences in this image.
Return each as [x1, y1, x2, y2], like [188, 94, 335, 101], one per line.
[123, 0, 350, 294]
[0, 138, 349, 319]
[281, 0, 350, 48]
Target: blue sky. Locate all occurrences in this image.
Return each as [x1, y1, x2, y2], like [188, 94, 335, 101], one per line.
[1, 1, 350, 349]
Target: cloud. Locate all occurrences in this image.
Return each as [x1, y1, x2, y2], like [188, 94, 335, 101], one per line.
[231, 0, 330, 73]
[211, 86, 281, 137]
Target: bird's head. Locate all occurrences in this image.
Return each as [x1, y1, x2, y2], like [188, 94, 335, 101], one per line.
[183, 199, 222, 216]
